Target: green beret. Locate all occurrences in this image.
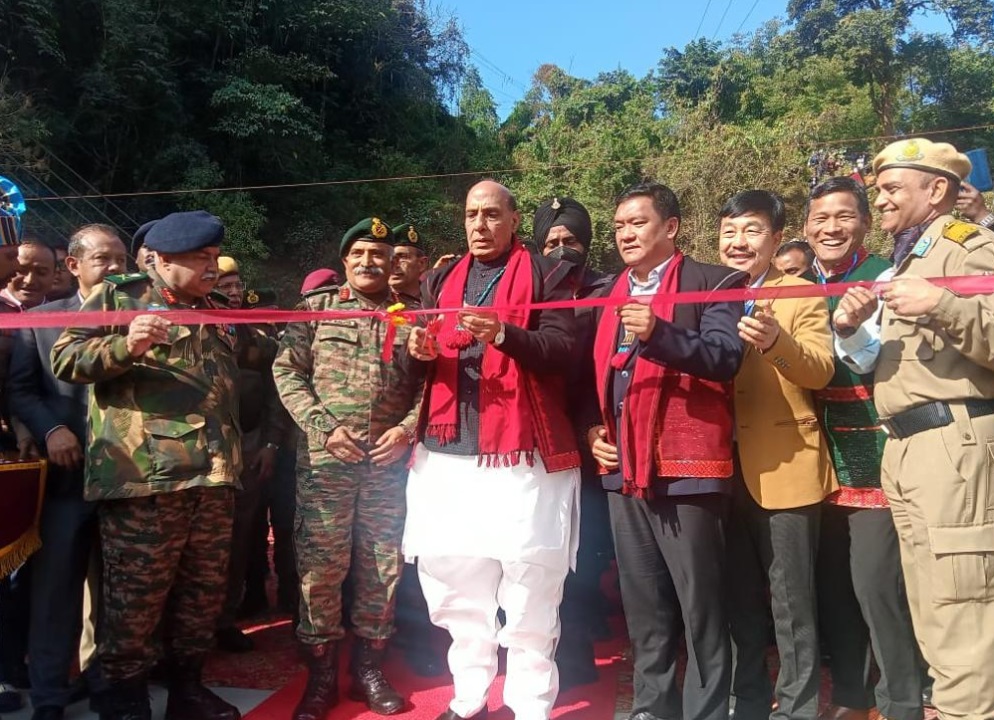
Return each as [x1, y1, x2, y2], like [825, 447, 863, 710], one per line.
[340, 217, 395, 256]
[392, 223, 426, 255]
[244, 287, 279, 308]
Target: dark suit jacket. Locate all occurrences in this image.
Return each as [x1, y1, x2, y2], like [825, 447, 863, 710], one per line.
[8, 294, 88, 495]
[579, 257, 748, 496]
[414, 251, 580, 468]
[580, 257, 747, 426]
[420, 250, 577, 373]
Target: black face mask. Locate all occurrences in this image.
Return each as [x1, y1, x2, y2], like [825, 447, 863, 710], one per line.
[546, 245, 586, 267]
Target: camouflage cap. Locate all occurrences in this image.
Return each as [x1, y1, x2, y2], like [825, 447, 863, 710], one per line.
[392, 223, 426, 256]
[873, 138, 972, 183]
[340, 217, 395, 256]
[217, 256, 239, 277]
[244, 287, 278, 308]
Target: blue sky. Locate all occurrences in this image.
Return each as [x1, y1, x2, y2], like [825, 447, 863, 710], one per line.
[445, 0, 950, 117]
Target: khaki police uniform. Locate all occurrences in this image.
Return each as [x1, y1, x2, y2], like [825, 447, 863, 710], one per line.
[874, 213, 994, 720]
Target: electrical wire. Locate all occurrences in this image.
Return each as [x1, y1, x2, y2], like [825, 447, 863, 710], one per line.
[734, 0, 762, 36]
[692, 0, 715, 41]
[710, 0, 735, 40]
[17, 122, 994, 202]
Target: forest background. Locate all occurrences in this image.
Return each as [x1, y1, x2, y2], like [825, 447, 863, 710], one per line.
[1, 0, 992, 299]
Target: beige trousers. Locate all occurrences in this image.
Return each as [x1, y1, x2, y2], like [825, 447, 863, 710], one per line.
[79, 545, 101, 671]
[881, 406, 994, 720]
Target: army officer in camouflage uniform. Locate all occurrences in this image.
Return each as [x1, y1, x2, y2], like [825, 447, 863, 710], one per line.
[51, 211, 276, 720]
[274, 218, 421, 720]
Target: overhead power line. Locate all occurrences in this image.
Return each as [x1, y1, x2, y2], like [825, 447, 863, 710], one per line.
[734, 0, 762, 36]
[692, 0, 715, 41]
[710, 0, 735, 40]
[15, 122, 994, 203]
[470, 49, 527, 92]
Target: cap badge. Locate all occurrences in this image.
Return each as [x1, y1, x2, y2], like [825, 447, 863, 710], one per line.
[408, 226, 419, 243]
[246, 290, 259, 304]
[371, 218, 388, 239]
[551, 197, 561, 210]
[899, 140, 924, 162]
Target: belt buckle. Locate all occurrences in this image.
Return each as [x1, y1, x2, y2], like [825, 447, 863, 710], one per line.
[879, 418, 900, 439]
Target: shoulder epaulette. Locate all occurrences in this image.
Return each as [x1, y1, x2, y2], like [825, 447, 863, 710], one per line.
[942, 220, 980, 245]
[302, 284, 338, 299]
[105, 272, 149, 287]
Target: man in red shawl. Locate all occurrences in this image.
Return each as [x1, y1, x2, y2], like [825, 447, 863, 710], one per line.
[583, 181, 747, 720]
[404, 180, 581, 720]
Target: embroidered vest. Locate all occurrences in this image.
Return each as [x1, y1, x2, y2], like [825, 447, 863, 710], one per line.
[812, 254, 891, 489]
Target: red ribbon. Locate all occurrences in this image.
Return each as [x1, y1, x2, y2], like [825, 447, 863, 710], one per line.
[4, 274, 992, 332]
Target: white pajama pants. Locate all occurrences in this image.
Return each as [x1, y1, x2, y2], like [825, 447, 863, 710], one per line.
[418, 555, 569, 720]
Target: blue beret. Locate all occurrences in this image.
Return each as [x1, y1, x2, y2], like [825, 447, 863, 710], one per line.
[132, 218, 157, 254]
[142, 211, 225, 253]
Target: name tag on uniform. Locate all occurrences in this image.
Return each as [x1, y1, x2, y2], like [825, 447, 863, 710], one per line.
[911, 235, 933, 257]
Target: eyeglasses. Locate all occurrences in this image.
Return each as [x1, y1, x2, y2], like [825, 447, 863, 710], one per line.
[218, 282, 246, 293]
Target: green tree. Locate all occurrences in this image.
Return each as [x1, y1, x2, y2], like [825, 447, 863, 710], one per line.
[787, 0, 994, 133]
[459, 66, 499, 138]
[507, 67, 667, 268]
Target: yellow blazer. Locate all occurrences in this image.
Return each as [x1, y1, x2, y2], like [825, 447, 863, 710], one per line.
[734, 267, 838, 510]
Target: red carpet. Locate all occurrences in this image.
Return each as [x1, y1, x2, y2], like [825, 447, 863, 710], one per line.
[245, 635, 626, 720]
[205, 551, 936, 718]
[204, 617, 303, 690]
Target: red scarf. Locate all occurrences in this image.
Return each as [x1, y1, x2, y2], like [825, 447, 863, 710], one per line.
[425, 241, 535, 465]
[592, 252, 684, 498]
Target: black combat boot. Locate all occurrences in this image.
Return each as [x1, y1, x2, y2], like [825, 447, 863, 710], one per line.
[293, 641, 339, 720]
[97, 676, 151, 720]
[163, 655, 240, 720]
[348, 638, 405, 715]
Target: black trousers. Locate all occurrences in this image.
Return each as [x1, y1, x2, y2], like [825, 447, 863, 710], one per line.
[0, 564, 30, 683]
[726, 477, 821, 720]
[609, 491, 731, 720]
[28, 488, 102, 709]
[557, 476, 613, 678]
[246, 442, 298, 597]
[817, 504, 923, 720]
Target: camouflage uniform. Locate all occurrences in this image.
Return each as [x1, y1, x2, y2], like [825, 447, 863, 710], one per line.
[50, 270, 276, 682]
[273, 284, 421, 645]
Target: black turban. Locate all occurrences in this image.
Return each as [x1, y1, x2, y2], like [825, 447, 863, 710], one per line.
[532, 197, 592, 250]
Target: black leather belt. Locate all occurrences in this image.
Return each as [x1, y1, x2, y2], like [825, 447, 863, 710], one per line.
[880, 399, 994, 440]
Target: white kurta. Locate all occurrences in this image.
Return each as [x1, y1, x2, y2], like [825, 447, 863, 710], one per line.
[401, 443, 581, 569]
[403, 443, 581, 720]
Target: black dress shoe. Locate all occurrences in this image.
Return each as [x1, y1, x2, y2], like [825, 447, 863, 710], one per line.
[434, 707, 488, 720]
[403, 647, 446, 678]
[32, 705, 65, 720]
[215, 626, 255, 653]
[629, 712, 663, 720]
[0, 682, 23, 713]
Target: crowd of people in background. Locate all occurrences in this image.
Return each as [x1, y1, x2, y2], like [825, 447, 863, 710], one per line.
[0, 136, 993, 720]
